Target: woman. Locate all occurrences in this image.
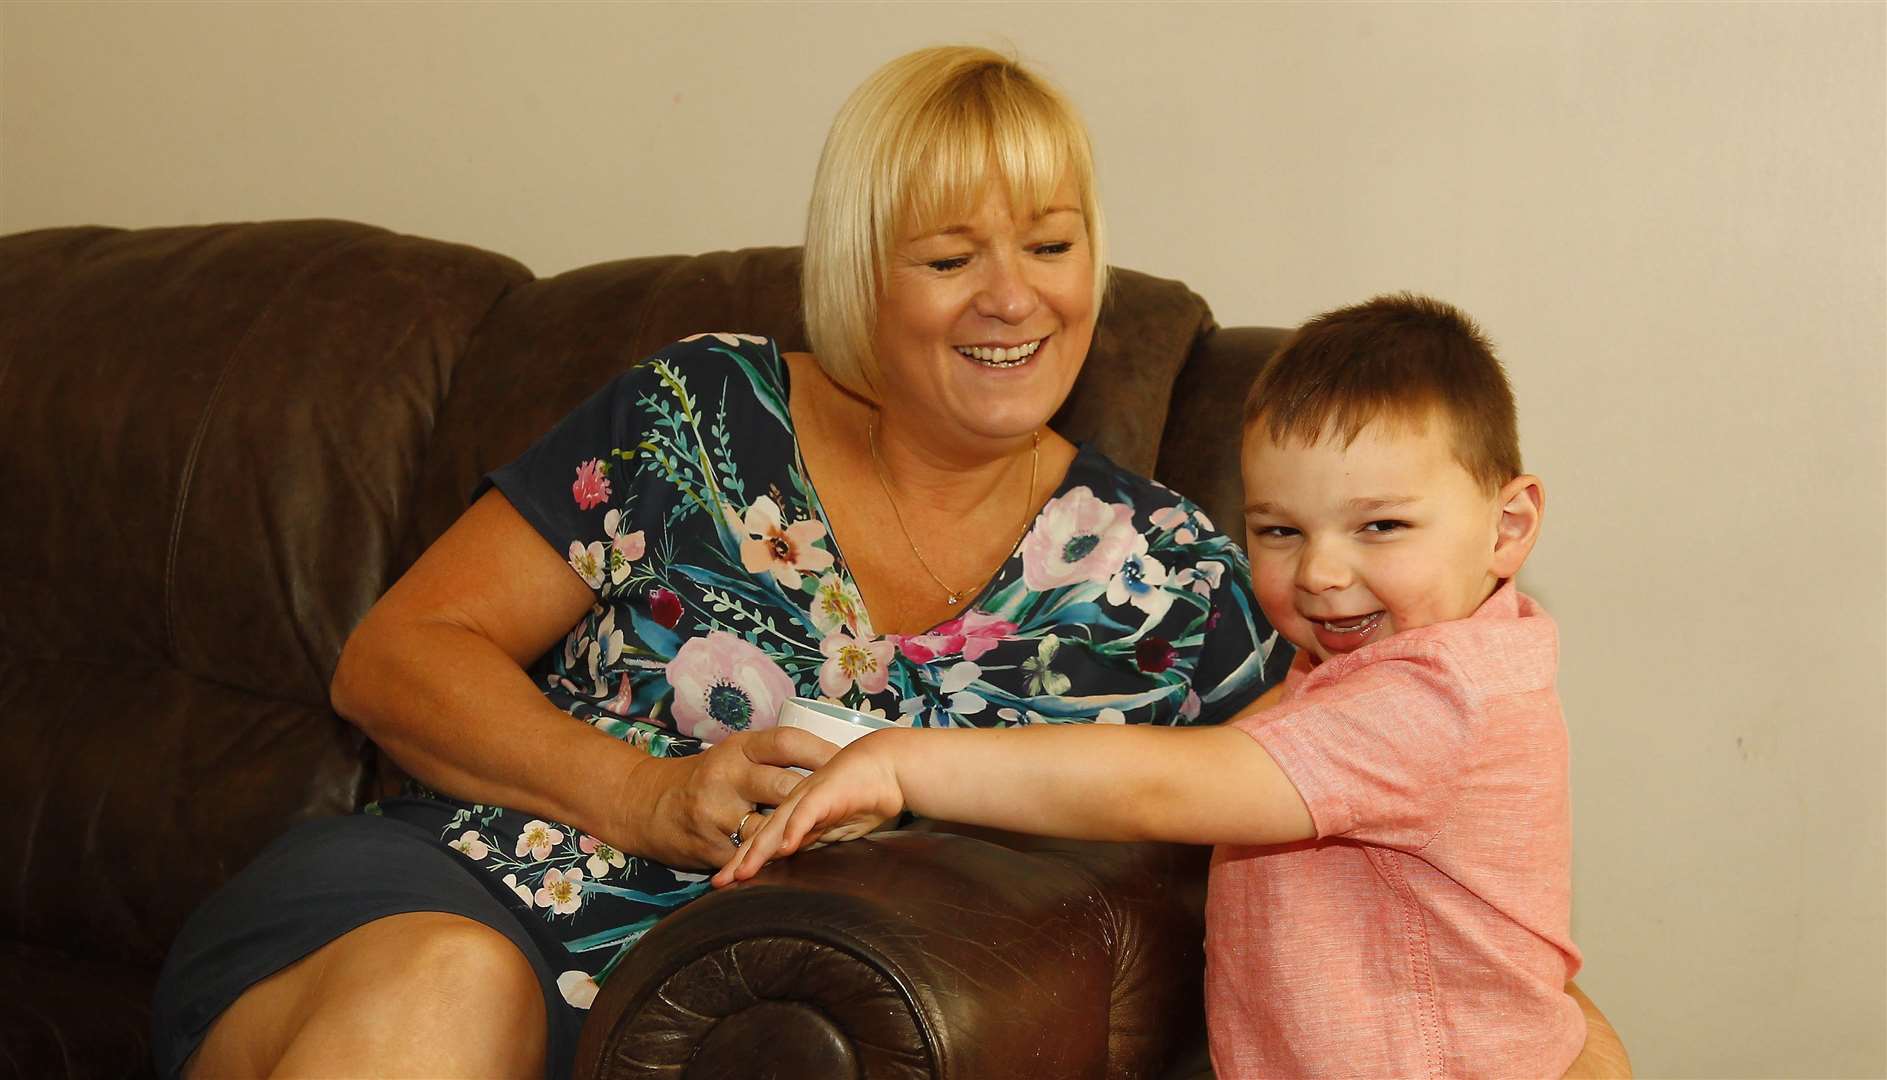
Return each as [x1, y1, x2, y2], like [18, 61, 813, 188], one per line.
[152, 45, 1282, 1079]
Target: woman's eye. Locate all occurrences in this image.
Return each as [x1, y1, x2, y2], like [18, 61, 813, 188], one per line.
[1032, 241, 1073, 257]
[1361, 520, 1409, 534]
[927, 255, 970, 272]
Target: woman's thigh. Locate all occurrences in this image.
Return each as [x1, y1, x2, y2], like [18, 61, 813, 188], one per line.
[152, 814, 583, 1080]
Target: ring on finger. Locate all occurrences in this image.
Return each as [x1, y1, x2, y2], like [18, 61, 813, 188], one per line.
[731, 808, 759, 847]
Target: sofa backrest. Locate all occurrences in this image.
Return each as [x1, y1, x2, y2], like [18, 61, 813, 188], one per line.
[0, 221, 527, 964]
[0, 220, 1231, 968]
[404, 246, 1217, 557]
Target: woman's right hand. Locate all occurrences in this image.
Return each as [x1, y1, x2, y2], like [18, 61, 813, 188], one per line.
[712, 729, 912, 886]
[620, 726, 841, 869]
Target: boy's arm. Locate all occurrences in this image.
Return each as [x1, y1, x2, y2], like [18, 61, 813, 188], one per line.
[715, 719, 1314, 885]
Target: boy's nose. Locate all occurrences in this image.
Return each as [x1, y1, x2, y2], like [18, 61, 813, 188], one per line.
[1294, 541, 1351, 592]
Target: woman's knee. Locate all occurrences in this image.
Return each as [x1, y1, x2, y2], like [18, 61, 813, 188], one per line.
[322, 911, 545, 1015]
[192, 912, 546, 1078]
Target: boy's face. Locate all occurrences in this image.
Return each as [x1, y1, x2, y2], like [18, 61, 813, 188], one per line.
[1241, 413, 1537, 665]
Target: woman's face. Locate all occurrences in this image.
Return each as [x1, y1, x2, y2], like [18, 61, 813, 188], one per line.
[870, 177, 1095, 451]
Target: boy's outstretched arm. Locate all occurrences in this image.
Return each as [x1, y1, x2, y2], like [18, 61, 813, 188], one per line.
[713, 717, 1314, 886]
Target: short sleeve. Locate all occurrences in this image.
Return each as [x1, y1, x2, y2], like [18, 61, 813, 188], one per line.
[1188, 539, 1292, 726]
[1237, 645, 1482, 850]
[475, 369, 648, 595]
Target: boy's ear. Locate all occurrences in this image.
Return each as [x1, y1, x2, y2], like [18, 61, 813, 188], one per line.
[1490, 474, 1544, 579]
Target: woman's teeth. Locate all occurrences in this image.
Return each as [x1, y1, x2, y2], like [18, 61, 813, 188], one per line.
[955, 339, 1041, 367]
[1319, 612, 1384, 634]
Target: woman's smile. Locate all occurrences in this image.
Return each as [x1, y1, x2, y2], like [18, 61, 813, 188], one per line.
[954, 336, 1045, 367]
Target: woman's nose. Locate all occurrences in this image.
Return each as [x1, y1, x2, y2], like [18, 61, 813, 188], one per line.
[974, 252, 1039, 323]
[1294, 540, 1351, 592]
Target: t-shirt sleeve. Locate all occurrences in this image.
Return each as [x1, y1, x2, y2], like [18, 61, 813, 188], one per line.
[1237, 644, 1482, 850]
[1188, 541, 1292, 726]
[475, 362, 657, 595]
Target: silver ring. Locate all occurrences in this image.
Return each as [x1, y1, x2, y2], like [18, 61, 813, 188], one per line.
[732, 809, 758, 847]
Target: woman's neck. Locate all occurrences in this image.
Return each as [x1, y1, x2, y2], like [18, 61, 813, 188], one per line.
[791, 355, 1035, 515]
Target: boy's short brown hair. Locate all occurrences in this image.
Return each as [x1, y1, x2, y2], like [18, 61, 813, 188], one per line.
[1243, 293, 1522, 492]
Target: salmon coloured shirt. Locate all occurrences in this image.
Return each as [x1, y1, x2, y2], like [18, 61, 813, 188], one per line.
[1207, 583, 1584, 1079]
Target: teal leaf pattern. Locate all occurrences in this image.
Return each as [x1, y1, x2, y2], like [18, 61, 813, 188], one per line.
[375, 333, 1288, 1016]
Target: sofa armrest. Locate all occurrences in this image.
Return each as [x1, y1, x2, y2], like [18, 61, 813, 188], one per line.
[574, 824, 1211, 1080]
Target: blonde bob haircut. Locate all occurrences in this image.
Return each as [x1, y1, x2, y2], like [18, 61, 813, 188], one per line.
[802, 45, 1108, 400]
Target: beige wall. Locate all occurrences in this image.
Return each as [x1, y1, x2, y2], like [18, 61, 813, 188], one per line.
[4, 2, 1883, 1075]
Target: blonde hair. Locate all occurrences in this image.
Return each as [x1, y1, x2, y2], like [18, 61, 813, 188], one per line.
[802, 45, 1108, 399]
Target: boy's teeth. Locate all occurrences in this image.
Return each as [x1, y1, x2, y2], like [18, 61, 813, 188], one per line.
[1319, 612, 1383, 634]
[955, 339, 1041, 366]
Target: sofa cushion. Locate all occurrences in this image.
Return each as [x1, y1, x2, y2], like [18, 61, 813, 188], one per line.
[0, 221, 530, 962]
[1156, 325, 1293, 535]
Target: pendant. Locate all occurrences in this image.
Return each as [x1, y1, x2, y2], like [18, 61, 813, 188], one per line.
[945, 593, 961, 605]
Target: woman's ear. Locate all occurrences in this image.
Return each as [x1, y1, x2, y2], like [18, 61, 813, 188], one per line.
[1490, 474, 1545, 579]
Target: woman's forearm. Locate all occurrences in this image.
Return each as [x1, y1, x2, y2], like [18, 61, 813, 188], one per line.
[331, 609, 658, 850]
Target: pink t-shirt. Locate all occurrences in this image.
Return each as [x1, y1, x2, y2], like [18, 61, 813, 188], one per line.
[1206, 583, 1584, 1078]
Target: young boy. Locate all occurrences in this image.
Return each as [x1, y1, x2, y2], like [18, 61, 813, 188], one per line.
[714, 293, 1585, 1078]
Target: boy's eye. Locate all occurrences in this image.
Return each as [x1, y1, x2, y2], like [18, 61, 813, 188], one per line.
[1360, 520, 1409, 534]
[1251, 525, 1299, 540]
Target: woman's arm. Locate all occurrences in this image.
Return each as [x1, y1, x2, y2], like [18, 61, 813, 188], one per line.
[716, 719, 1313, 884]
[1563, 981, 1633, 1078]
[330, 490, 835, 868]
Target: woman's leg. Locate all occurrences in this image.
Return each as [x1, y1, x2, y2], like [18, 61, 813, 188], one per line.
[187, 911, 547, 1079]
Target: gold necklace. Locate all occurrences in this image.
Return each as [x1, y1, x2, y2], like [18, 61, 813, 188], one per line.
[867, 415, 1039, 606]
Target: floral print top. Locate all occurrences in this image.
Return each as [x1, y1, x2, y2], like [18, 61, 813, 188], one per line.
[379, 334, 1288, 1011]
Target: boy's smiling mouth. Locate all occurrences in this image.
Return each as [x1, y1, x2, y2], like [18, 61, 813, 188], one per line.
[1305, 607, 1396, 657]
[1305, 610, 1386, 655]
[1315, 612, 1384, 634]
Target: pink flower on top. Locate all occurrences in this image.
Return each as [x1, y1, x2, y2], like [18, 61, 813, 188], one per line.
[893, 609, 1017, 664]
[535, 867, 584, 915]
[1020, 487, 1141, 591]
[666, 631, 797, 742]
[727, 495, 833, 589]
[818, 627, 895, 697]
[516, 820, 564, 862]
[808, 573, 867, 637]
[568, 541, 608, 589]
[579, 835, 626, 878]
[1149, 505, 1190, 531]
[604, 509, 645, 586]
[448, 831, 489, 860]
[1173, 560, 1225, 597]
[572, 459, 612, 510]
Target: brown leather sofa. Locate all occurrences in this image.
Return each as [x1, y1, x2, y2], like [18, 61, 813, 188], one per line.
[0, 220, 1277, 1079]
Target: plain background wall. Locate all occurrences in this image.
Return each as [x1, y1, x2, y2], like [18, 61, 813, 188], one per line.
[3, 2, 1882, 1075]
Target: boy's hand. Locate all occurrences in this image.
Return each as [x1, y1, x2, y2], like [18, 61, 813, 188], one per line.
[711, 729, 909, 887]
